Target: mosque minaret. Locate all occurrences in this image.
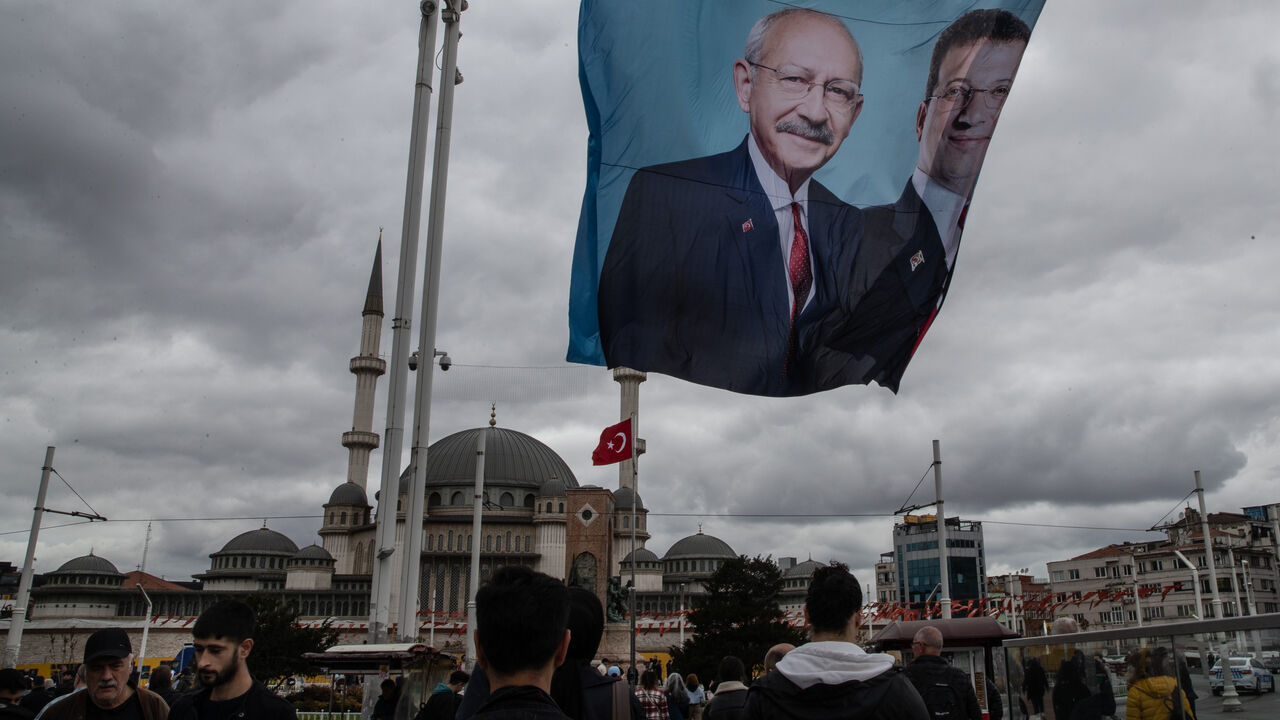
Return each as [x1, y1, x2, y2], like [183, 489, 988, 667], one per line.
[341, 238, 386, 489]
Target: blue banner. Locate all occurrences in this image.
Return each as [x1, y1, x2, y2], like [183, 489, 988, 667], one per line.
[568, 1, 1047, 396]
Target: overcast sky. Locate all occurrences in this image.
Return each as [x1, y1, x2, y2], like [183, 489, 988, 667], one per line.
[2, 1, 1278, 595]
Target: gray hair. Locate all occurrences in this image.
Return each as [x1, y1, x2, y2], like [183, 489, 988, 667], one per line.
[665, 672, 689, 703]
[743, 8, 863, 85]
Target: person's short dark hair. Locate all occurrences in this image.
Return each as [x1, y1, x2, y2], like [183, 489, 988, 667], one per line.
[0, 668, 26, 693]
[193, 599, 257, 643]
[925, 8, 1032, 99]
[565, 586, 605, 661]
[717, 656, 745, 684]
[380, 678, 397, 691]
[448, 669, 470, 686]
[149, 664, 173, 689]
[475, 565, 569, 675]
[805, 562, 862, 634]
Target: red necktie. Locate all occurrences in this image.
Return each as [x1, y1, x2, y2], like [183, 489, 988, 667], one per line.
[784, 202, 813, 377]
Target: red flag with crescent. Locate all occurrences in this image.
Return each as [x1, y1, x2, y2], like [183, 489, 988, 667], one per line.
[592, 418, 634, 465]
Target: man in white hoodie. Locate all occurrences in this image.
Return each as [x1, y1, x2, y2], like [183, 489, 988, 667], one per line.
[743, 563, 929, 720]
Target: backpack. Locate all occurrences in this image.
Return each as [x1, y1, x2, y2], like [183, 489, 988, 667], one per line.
[1164, 687, 1189, 720]
[919, 680, 961, 720]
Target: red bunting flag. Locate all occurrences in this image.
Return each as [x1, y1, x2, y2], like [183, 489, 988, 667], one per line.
[592, 419, 634, 465]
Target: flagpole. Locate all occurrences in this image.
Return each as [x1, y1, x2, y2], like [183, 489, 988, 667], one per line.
[629, 413, 637, 683]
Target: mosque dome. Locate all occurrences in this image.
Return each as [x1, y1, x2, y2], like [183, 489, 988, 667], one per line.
[54, 553, 121, 575]
[327, 482, 368, 506]
[663, 531, 736, 561]
[538, 474, 569, 497]
[293, 544, 334, 561]
[784, 559, 827, 579]
[622, 548, 660, 563]
[217, 527, 300, 555]
[399, 426, 579, 492]
[613, 487, 645, 510]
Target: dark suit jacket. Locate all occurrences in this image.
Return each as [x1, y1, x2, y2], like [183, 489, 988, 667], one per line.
[597, 137, 857, 396]
[805, 180, 951, 392]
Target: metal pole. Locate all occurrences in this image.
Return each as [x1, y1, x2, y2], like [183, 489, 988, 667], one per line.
[1172, 550, 1203, 619]
[465, 428, 486, 666]
[1194, 471, 1224, 618]
[933, 440, 951, 619]
[369, 0, 441, 646]
[629, 416, 638, 682]
[397, 0, 466, 641]
[1131, 555, 1143, 627]
[137, 584, 153, 672]
[3, 446, 54, 668]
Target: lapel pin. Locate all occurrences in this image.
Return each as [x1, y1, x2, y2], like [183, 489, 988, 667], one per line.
[910, 250, 924, 271]
[741, 219, 754, 233]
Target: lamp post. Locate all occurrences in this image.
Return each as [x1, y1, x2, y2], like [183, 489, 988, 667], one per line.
[137, 584, 153, 673]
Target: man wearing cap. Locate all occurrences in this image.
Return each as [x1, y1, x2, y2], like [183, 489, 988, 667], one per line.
[39, 628, 169, 720]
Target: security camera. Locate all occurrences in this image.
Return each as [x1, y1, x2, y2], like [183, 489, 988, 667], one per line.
[438, 354, 452, 371]
[408, 350, 420, 372]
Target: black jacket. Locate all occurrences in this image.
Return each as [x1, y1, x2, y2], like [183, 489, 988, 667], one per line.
[744, 667, 929, 720]
[903, 656, 981, 720]
[168, 679, 296, 720]
[473, 686, 571, 720]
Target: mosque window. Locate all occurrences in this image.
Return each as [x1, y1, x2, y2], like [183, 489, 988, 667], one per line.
[524, 535, 530, 551]
[438, 534, 444, 551]
[623, 516, 630, 529]
[467, 535, 473, 551]
[250, 557, 258, 569]
[428, 535, 434, 550]
[486, 535, 492, 552]
[451, 491, 465, 505]
[340, 512, 347, 525]
[524, 494, 535, 509]
[499, 491, 514, 507]
[429, 492, 441, 508]
[559, 503, 565, 513]
[448, 530, 454, 550]
[329, 512, 335, 524]
[506, 531, 512, 550]
[546, 502, 553, 513]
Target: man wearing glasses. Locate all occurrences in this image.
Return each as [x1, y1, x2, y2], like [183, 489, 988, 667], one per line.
[806, 9, 1031, 392]
[597, 8, 865, 396]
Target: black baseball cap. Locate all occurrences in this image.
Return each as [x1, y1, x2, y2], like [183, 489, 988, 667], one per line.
[84, 628, 132, 662]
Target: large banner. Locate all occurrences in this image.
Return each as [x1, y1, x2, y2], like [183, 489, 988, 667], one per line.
[567, 1, 1047, 396]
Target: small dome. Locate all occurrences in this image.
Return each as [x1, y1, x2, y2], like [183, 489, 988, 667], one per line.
[663, 532, 736, 561]
[613, 487, 644, 510]
[622, 548, 660, 564]
[218, 528, 299, 555]
[54, 553, 121, 575]
[327, 482, 368, 506]
[292, 544, 334, 561]
[784, 559, 827, 578]
[539, 475, 568, 497]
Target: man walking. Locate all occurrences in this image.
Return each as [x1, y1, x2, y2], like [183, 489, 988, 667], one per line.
[903, 626, 981, 720]
[745, 563, 927, 719]
[167, 600, 296, 720]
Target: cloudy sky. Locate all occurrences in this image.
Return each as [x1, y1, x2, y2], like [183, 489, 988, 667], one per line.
[2, 0, 1277, 597]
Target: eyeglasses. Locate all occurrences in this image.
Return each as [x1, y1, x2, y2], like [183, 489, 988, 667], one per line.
[929, 83, 1011, 110]
[748, 62, 862, 110]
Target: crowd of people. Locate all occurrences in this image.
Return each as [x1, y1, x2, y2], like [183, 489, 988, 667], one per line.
[1, 565, 1200, 720]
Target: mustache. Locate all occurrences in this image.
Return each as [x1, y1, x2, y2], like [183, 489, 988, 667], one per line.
[775, 118, 833, 145]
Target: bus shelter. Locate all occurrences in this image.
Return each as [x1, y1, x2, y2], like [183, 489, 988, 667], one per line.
[303, 642, 458, 720]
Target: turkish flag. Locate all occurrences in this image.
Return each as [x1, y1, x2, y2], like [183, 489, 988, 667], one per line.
[592, 419, 633, 465]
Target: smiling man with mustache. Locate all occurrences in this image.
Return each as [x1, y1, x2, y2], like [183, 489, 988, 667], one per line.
[38, 628, 169, 720]
[598, 8, 866, 396]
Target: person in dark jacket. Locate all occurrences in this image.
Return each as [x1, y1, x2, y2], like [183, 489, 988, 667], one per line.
[167, 599, 297, 720]
[418, 669, 467, 720]
[903, 626, 981, 720]
[1022, 658, 1047, 717]
[372, 678, 400, 720]
[704, 658, 748, 720]
[147, 665, 183, 708]
[16, 676, 53, 716]
[470, 567, 572, 719]
[1051, 655, 1091, 720]
[744, 563, 928, 720]
[0, 669, 35, 720]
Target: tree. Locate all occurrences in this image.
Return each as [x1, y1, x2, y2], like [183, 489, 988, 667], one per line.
[243, 594, 340, 688]
[668, 556, 806, 683]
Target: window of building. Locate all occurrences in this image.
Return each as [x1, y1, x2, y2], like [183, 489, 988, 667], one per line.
[448, 530, 454, 551]
[486, 535, 492, 551]
[452, 491, 465, 505]
[1068, 569, 1080, 580]
[500, 492, 514, 507]
[1095, 567, 1108, 578]
[340, 511, 347, 525]
[1051, 570, 1065, 582]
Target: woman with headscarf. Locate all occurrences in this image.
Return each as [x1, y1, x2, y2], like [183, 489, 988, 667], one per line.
[1124, 647, 1194, 720]
[664, 673, 689, 720]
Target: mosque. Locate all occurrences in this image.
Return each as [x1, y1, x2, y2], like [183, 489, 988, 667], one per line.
[9, 244, 826, 665]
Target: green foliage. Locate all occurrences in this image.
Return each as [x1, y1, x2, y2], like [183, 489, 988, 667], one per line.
[242, 594, 341, 688]
[668, 556, 806, 683]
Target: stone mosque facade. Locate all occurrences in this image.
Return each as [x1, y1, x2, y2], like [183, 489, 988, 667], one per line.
[11, 244, 826, 663]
